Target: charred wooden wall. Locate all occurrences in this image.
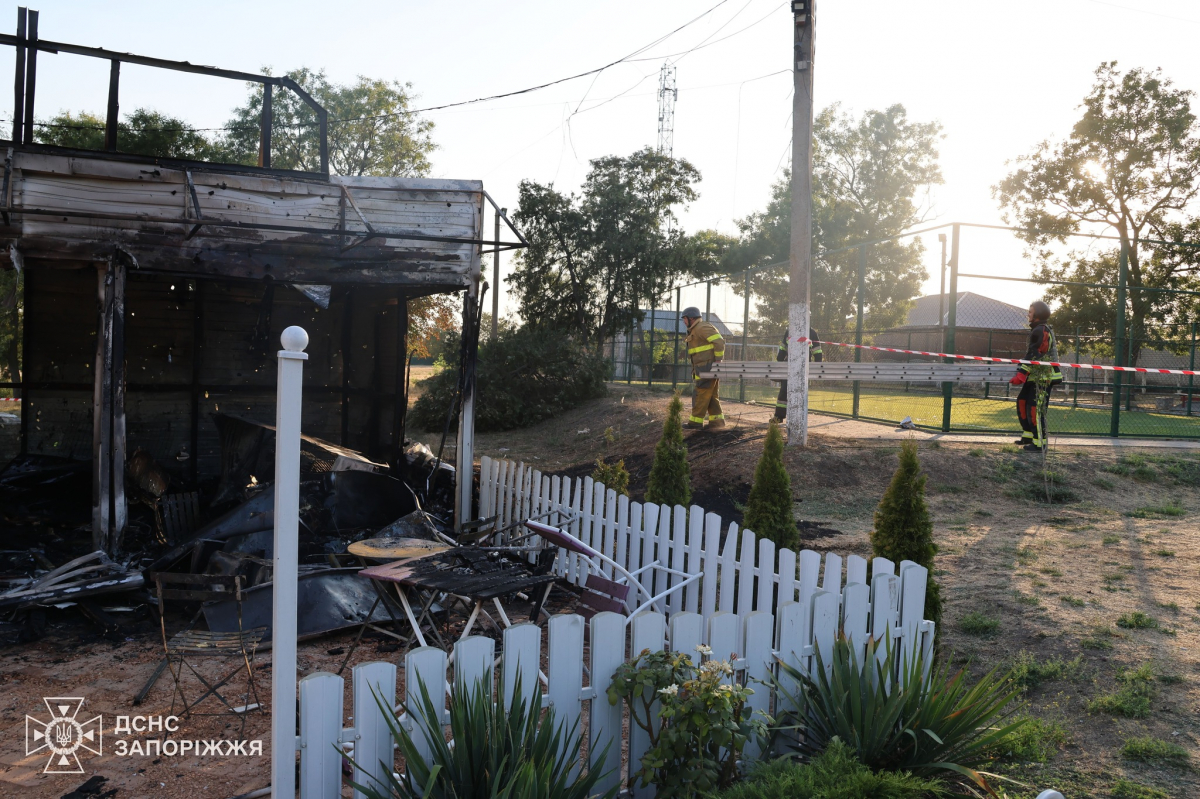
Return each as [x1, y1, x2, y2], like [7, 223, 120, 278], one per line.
[20, 263, 417, 479]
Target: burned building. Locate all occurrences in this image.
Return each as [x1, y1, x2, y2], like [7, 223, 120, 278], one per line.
[0, 9, 520, 555]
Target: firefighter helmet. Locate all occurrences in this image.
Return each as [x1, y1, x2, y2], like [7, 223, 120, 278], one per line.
[681, 306, 702, 320]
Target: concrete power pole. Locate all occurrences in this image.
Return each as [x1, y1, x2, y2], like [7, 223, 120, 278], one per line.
[786, 0, 815, 446]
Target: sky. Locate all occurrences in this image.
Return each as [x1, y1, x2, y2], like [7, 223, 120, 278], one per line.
[3, 0, 1200, 326]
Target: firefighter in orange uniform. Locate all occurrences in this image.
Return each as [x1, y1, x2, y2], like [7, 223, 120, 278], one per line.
[681, 307, 725, 429]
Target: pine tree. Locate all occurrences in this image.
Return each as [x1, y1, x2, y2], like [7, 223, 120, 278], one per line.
[742, 420, 798, 551]
[870, 440, 942, 626]
[592, 457, 630, 497]
[645, 394, 691, 508]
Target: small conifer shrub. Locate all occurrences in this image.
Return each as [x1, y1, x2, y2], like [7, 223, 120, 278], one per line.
[592, 457, 630, 497]
[646, 393, 691, 508]
[870, 440, 942, 626]
[742, 420, 797, 551]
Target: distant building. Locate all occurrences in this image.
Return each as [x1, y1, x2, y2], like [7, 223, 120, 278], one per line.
[876, 292, 1029, 359]
[899, 292, 1028, 330]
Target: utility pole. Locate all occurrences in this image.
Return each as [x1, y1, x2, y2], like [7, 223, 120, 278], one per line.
[786, 0, 814, 446]
[937, 232, 947, 349]
[490, 207, 505, 340]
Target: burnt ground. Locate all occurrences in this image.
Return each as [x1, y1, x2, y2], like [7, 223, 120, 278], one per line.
[3, 383, 1200, 798]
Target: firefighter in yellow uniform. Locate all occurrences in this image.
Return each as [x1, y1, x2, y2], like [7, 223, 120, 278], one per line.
[681, 307, 725, 429]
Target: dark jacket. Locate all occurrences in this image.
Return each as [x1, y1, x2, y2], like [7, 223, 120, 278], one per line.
[777, 328, 823, 363]
[1018, 321, 1063, 383]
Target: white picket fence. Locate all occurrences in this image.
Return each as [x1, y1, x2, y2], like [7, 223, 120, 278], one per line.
[299, 596, 932, 799]
[293, 459, 938, 798]
[478, 455, 931, 640]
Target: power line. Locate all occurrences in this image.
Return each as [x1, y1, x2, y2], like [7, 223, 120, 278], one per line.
[21, 0, 774, 137]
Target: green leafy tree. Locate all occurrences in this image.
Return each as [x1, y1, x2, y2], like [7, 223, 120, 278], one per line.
[996, 62, 1200, 363]
[510, 148, 701, 350]
[34, 109, 225, 160]
[221, 67, 435, 176]
[870, 440, 941, 627]
[741, 420, 796, 550]
[727, 104, 943, 337]
[645, 393, 691, 508]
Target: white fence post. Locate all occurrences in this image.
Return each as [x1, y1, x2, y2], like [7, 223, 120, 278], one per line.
[352, 661, 397, 799]
[272, 325, 307, 799]
[298, 672, 343, 799]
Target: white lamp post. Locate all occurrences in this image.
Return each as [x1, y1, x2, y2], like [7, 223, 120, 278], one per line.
[272, 326, 308, 798]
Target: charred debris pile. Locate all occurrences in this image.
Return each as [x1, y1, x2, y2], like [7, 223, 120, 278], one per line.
[0, 413, 458, 643]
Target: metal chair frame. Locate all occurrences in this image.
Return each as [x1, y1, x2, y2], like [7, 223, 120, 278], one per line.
[523, 520, 701, 624]
[153, 572, 266, 735]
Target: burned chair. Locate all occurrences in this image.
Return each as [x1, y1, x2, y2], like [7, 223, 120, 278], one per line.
[153, 572, 266, 733]
[523, 520, 700, 625]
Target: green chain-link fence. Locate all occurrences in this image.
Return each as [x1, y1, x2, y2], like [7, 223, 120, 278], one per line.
[604, 223, 1200, 439]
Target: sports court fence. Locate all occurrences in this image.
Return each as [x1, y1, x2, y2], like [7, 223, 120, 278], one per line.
[603, 222, 1200, 439]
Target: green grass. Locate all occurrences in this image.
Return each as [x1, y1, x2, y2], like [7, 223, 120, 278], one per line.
[1102, 534, 1122, 546]
[1152, 548, 1176, 557]
[1060, 595, 1086, 607]
[1120, 735, 1190, 766]
[959, 610, 1001, 635]
[785, 384, 1200, 437]
[1128, 501, 1187, 518]
[1007, 651, 1083, 691]
[995, 716, 1069, 763]
[1117, 611, 1159, 630]
[1088, 664, 1157, 718]
[1111, 778, 1169, 799]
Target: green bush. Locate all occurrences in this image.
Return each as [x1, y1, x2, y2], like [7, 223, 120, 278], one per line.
[645, 394, 691, 508]
[410, 327, 608, 433]
[351, 675, 616, 799]
[592, 457, 630, 496]
[1120, 735, 1190, 766]
[1087, 664, 1157, 718]
[742, 420, 798, 550]
[870, 440, 942, 627]
[713, 739, 941, 799]
[770, 635, 1025, 795]
[607, 647, 762, 797]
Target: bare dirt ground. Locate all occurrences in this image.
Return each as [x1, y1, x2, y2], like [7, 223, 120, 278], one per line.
[3, 383, 1199, 798]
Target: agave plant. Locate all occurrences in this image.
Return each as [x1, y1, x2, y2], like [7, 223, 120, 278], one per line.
[351, 674, 617, 799]
[771, 634, 1027, 796]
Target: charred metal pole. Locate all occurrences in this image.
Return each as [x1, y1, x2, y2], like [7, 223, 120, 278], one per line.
[259, 83, 272, 169]
[12, 8, 25, 142]
[491, 208, 504, 339]
[392, 291, 408, 458]
[104, 60, 120, 151]
[21, 9, 37, 144]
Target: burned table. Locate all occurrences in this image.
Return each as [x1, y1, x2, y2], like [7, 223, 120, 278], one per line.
[358, 547, 555, 652]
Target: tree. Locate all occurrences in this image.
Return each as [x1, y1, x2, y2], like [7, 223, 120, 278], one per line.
[996, 63, 1200, 363]
[870, 440, 941, 627]
[727, 104, 943, 337]
[645, 393, 691, 508]
[221, 68, 435, 176]
[35, 109, 225, 160]
[510, 148, 701, 349]
[591, 457, 630, 497]
[742, 420, 797, 550]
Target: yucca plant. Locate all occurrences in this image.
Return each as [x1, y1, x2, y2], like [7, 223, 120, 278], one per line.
[351, 674, 617, 799]
[771, 635, 1027, 796]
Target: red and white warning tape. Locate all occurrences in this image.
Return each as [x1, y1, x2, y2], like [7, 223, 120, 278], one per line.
[795, 337, 1200, 377]
[0, 397, 17, 401]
